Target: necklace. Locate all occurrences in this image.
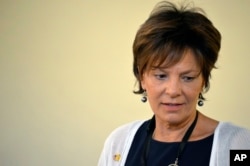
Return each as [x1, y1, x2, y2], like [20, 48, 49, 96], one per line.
[141, 111, 199, 166]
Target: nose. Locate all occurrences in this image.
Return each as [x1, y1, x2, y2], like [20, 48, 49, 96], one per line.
[164, 78, 181, 98]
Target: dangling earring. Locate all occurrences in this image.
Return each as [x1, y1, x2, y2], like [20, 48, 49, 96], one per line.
[198, 93, 204, 106]
[141, 90, 147, 103]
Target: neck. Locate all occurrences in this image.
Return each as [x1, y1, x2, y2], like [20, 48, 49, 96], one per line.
[153, 111, 198, 142]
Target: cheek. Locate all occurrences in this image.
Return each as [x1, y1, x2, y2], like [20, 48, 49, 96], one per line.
[194, 76, 204, 92]
[183, 81, 204, 99]
[145, 84, 163, 100]
[141, 75, 153, 90]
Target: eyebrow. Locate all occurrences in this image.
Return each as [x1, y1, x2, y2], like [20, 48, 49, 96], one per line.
[180, 70, 200, 75]
[153, 68, 200, 75]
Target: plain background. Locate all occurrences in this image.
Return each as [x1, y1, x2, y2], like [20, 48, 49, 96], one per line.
[1, 0, 250, 165]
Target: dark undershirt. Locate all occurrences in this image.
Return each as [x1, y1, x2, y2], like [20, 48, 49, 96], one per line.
[125, 119, 214, 166]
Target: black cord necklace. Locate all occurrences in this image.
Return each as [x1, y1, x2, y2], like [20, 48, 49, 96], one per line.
[141, 111, 199, 166]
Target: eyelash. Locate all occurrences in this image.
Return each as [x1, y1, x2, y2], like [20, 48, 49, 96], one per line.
[182, 76, 195, 82]
[154, 74, 167, 80]
[154, 74, 195, 82]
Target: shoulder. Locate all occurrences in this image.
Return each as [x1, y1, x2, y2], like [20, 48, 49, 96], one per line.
[102, 120, 147, 152]
[216, 122, 250, 135]
[210, 122, 250, 165]
[98, 120, 146, 165]
[105, 120, 145, 144]
[215, 122, 250, 148]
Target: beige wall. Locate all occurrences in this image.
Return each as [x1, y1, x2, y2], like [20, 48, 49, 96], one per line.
[1, 0, 249, 165]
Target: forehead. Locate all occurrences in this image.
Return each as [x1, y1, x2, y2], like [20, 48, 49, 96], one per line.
[171, 51, 200, 71]
[149, 48, 200, 70]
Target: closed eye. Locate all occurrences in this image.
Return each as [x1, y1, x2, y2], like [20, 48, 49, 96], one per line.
[182, 76, 195, 82]
[155, 74, 167, 80]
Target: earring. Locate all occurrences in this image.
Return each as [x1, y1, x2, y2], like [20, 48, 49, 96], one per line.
[198, 93, 204, 106]
[198, 100, 204, 106]
[141, 90, 147, 103]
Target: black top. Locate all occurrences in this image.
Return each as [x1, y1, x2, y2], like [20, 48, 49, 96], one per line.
[125, 119, 214, 166]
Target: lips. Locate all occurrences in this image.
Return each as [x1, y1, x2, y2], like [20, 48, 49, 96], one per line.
[163, 103, 183, 106]
[161, 102, 184, 111]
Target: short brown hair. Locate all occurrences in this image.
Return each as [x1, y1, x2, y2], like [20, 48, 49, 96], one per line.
[133, 1, 221, 100]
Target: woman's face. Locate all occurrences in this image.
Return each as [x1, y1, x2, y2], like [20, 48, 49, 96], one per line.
[141, 50, 204, 125]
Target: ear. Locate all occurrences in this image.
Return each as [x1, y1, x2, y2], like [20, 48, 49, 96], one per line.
[200, 79, 205, 92]
[137, 66, 146, 90]
[140, 74, 146, 90]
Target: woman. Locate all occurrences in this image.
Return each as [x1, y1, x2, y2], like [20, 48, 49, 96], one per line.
[98, 1, 250, 166]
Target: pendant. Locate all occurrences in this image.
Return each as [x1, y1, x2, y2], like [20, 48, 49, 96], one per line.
[168, 163, 178, 166]
[168, 158, 178, 166]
